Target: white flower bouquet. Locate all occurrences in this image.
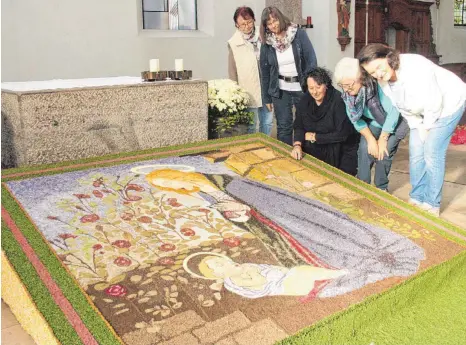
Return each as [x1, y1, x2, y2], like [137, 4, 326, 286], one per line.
[208, 79, 253, 134]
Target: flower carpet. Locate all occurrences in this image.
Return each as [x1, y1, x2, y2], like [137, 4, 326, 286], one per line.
[2, 135, 466, 345]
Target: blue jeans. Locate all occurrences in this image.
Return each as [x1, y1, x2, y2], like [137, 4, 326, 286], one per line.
[271, 90, 304, 145]
[409, 102, 465, 208]
[247, 106, 273, 135]
[357, 125, 402, 190]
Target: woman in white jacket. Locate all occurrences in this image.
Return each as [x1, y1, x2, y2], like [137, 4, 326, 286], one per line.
[228, 6, 273, 135]
[358, 44, 466, 217]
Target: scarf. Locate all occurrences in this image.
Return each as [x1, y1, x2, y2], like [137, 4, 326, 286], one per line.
[307, 85, 336, 124]
[341, 86, 367, 123]
[265, 23, 298, 53]
[241, 26, 259, 46]
[241, 26, 260, 60]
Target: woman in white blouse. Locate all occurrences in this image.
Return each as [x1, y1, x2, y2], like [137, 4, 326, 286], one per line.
[358, 44, 466, 217]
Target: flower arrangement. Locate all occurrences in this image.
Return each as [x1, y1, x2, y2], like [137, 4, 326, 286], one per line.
[207, 79, 254, 134]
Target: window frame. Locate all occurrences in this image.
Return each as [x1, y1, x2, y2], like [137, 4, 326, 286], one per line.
[141, 0, 198, 31]
[454, 0, 466, 27]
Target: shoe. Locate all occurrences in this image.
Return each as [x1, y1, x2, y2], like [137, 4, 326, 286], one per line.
[408, 198, 423, 207]
[421, 202, 440, 217]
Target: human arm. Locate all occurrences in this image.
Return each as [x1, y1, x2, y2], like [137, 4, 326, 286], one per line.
[228, 44, 238, 82]
[418, 69, 443, 130]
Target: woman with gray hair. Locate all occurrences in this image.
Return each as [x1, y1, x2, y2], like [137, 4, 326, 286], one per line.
[334, 57, 408, 191]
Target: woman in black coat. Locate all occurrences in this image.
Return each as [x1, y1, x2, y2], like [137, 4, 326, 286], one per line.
[291, 67, 360, 176]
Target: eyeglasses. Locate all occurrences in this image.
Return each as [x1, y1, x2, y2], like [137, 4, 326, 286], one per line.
[237, 20, 254, 29]
[337, 80, 355, 90]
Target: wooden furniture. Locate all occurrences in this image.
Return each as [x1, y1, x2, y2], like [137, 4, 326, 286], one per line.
[354, 0, 440, 63]
[1, 77, 208, 168]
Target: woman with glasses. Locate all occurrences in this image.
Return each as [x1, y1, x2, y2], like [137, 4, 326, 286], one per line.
[358, 44, 466, 217]
[228, 6, 273, 135]
[259, 6, 317, 145]
[334, 57, 408, 191]
[292, 67, 360, 176]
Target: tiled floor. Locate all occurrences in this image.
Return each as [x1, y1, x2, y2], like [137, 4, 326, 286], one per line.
[2, 140, 466, 345]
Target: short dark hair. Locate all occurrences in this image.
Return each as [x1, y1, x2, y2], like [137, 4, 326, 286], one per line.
[357, 43, 400, 71]
[259, 7, 291, 42]
[303, 67, 333, 91]
[233, 6, 255, 24]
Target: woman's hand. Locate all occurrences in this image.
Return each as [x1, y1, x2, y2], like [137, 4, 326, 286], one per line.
[377, 138, 389, 160]
[291, 145, 303, 160]
[266, 103, 274, 112]
[305, 132, 316, 142]
[367, 137, 379, 158]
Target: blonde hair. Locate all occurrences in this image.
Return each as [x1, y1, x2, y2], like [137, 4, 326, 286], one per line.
[146, 169, 217, 194]
[198, 255, 224, 279]
[334, 57, 361, 84]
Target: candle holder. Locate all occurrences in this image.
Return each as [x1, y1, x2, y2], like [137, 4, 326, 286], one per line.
[168, 70, 192, 80]
[141, 71, 168, 81]
[141, 70, 192, 82]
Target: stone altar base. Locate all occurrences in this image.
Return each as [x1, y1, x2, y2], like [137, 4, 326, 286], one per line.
[1, 77, 208, 167]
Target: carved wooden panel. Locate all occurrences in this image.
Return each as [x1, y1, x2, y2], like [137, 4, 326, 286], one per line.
[354, 0, 438, 63]
[354, 0, 385, 56]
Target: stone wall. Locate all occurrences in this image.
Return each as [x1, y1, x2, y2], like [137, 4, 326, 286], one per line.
[1, 81, 208, 167]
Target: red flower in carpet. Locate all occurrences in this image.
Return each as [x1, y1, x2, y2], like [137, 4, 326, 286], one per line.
[126, 184, 145, 192]
[92, 244, 103, 251]
[125, 195, 142, 202]
[198, 208, 210, 214]
[138, 216, 153, 224]
[223, 237, 241, 248]
[167, 198, 182, 207]
[223, 211, 240, 219]
[74, 193, 91, 199]
[80, 214, 100, 223]
[120, 212, 134, 221]
[112, 240, 132, 248]
[181, 228, 196, 236]
[93, 181, 102, 187]
[93, 190, 104, 198]
[160, 243, 176, 252]
[104, 284, 128, 297]
[114, 257, 132, 267]
[158, 257, 175, 265]
[47, 216, 58, 220]
[59, 233, 77, 240]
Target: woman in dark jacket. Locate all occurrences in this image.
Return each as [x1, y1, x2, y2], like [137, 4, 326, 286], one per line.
[259, 6, 317, 145]
[291, 67, 360, 176]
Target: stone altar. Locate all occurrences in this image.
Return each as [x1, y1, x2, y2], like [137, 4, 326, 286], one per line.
[1, 77, 208, 167]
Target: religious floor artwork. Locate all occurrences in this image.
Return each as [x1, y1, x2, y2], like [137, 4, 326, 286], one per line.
[2, 135, 466, 345]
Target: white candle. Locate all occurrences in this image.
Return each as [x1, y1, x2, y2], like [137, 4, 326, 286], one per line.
[149, 59, 160, 72]
[175, 59, 184, 71]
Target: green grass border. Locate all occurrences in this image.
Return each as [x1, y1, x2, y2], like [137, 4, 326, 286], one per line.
[2, 221, 84, 345]
[1, 188, 123, 345]
[277, 250, 466, 345]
